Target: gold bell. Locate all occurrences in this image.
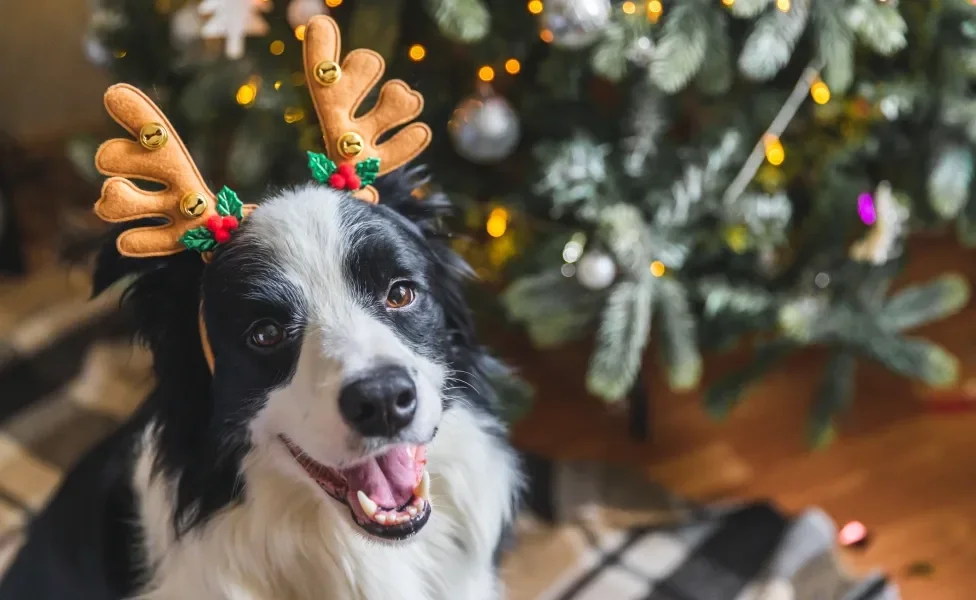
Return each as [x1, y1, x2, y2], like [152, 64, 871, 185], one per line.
[139, 122, 169, 150]
[180, 192, 209, 218]
[313, 60, 341, 85]
[337, 132, 364, 158]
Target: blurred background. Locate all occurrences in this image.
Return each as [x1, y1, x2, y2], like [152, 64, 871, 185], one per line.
[1, 0, 976, 598]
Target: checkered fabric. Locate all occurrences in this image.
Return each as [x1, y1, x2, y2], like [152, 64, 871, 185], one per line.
[0, 268, 900, 600]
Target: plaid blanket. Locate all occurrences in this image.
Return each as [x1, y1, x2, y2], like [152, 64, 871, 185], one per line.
[0, 269, 899, 599]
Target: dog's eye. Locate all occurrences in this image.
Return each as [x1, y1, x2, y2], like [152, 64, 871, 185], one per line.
[249, 320, 285, 348]
[386, 282, 416, 309]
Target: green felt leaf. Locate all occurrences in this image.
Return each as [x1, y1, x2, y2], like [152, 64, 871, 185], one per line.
[356, 157, 381, 187]
[216, 186, 243, 219]
[180, 226, 218, 253]
[307, 151, 338, 183]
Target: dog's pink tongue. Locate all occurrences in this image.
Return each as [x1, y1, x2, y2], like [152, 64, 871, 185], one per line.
[342, 445, 426, 509]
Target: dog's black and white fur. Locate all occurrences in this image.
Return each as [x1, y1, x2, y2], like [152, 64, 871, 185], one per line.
[0, 171, 521, 599]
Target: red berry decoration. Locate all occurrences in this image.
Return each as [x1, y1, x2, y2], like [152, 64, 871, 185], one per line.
[222, 216, 240, 231]
[206, 215, 222, 232]
[337, 163, 355, 177]
[346, 174, 362, 190]
[328, 173, 347, 189]
[213, 229, 232, 244]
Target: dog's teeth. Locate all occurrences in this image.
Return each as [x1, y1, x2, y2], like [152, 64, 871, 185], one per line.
[412, 496, 425, 509]
[375, 513, 388, 525]
[396, 513, 410, 524]
[407, 506, 418, 517]
[357, 490, 378, 518]
[413, 470, 430, 502]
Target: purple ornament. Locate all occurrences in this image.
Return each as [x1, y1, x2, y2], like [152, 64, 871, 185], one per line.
[857, 192, 876, 225]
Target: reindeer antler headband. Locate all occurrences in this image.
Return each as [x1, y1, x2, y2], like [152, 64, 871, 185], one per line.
[94, 16, 431, 369]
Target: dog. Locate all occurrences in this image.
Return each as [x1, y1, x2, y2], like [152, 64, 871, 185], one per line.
[0, 170, 522, 599]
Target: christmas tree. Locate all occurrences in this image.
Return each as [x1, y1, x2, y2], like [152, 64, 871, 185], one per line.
[78, 0, 975, 443]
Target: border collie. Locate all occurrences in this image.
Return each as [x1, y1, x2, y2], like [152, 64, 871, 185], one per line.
[0, 171, 522, 599]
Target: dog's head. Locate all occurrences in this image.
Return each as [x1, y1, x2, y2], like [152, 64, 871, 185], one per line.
[94, 170, 502, 542]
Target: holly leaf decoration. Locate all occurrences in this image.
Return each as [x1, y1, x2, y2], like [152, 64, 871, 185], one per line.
[308, 151, 338, 183]
[355, 157, 381, 187]
[216, 186, 244, 219]
[180, 226, 219, 253]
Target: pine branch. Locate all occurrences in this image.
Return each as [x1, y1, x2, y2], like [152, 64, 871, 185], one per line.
[696, 11, 733, 96]
[650, 3, 710, 93]
[813, 0, 855, 93]
[587, 278, 654, 403]
[928, 144, 973, 219]
[846, 0, 907, 56]
[808, 351, 856, 449]
[727, 0, 771, 18]
[502, 270, 603, 347]
[739, 0, 810, 81]
[859, 335, 959, 387]
[705, 339, 794, 419]
[879, 274, 971, 332]
[656, 277, 702, 391]
[423, 0, 490, 43]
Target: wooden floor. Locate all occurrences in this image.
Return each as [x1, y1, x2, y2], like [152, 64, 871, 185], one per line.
[505, 236, 976, 599]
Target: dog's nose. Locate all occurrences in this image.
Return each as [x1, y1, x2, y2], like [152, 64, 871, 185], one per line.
[339, 366, 418, 438]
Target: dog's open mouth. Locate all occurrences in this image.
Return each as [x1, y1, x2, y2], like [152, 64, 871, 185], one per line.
[280, 436, 431, 541]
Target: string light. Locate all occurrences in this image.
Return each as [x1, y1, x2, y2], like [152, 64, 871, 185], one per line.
[722, 0, 735, 6]
[113, 49, 127, 58]
[763, 134, 785, 166]
[236, 82, 258, 106]
[284, 107, 305, 123]
[478, 65, 495, 82]
[486, 207, 509, 238]
[810, 79, 831, 104]
[647, 0, 663, 22]
[540, 29, 554, 43]
[295, 25, 307, 41]
[650, 261, 666, 277]
[325, 0, 342, 6]
[269, 40, 285, 55]
[622, 1, 637, 14]
[776, 0, 790, 11]
[409, 44, 426, 61]
[527, 0, 543, 14]
[505, 58, 521, 74]
[274, 80, 282, 90]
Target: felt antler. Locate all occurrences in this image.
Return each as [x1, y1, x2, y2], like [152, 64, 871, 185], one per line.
[94, 84, 254, 258]
[302, 15, 432, 203]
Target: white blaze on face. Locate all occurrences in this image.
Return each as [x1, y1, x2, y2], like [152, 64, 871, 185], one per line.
[239, 185, 445, 468]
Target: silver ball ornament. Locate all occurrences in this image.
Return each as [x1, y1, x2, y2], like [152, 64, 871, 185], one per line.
[575, 251, 616, 290]
[538, 0, 612, 49]
[448, 93, 521, 164]
[287, 0, 328, 29]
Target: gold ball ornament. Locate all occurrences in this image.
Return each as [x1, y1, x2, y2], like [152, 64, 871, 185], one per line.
[337, 132, 364, 158]
[313, 60, 341, 85]
[139, 123, 169, 150]
[180, 192, 209, 218]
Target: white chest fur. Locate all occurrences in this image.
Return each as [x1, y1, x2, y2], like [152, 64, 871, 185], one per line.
[131, 406, 520, 600]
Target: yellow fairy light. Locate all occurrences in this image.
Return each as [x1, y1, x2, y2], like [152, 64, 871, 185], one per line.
[776, 0, 790, 11]
[724, 224, 750, 254]
[409, 44, 426, 61]
[236, 83, 257, 106]
[478, 65, 495, 82]
[113, 49, 127, 58]
[650, 261, 666, 277]
[722, 0, 735, 6]
[763, 134, 785, 166]
[274, 80, 282, 90]
[540, 29, 554, 43]
[647, 0, 663, 22]
[527, 0, 544, 14]
[486, 207, 509, 238]
[505, 58, 521, 74]
[284, 107, 305, 123]
[325, 0, 342, 6]
[622, 1, 637, 14]
[810, 79, 831, 105]
[270, 40, 285, 55]
[295, 25, 307, 40]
